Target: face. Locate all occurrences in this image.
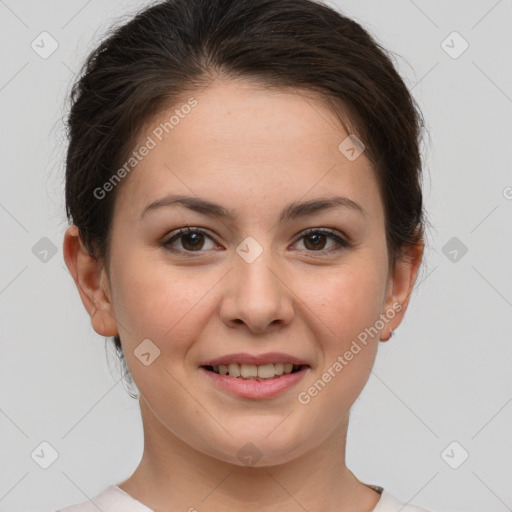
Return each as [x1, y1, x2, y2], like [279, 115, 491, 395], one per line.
[67, 78, 419, 467]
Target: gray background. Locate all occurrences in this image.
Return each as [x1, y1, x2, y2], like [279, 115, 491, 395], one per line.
[1, 1, 511, 511]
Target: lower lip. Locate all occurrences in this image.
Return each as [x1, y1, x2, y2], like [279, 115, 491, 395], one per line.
[199, 366, 309, 399]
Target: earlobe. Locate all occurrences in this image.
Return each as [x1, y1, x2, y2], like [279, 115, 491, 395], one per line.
[380, 242, 424, 341]
[63, 224, 119, 337]
[380, 329, 394, 342]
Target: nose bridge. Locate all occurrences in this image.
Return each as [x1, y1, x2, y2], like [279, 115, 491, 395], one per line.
[224, 235, 293, 330]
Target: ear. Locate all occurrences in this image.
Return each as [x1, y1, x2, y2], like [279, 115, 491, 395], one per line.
[380, 241, 424, 341]
[63, 224, 118, 337]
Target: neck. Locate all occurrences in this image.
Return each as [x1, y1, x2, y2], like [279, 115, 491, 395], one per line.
[117, 398, 381, 512]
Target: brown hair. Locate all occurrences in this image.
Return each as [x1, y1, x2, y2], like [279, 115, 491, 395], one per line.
[64, 0, 429, 395]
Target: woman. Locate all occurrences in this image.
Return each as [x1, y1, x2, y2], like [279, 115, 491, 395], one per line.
[60, 0, 432, 510]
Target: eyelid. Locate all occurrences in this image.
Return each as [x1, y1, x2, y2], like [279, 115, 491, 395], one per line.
[163, 226, 220, 254]
[293, 228, 351, 251]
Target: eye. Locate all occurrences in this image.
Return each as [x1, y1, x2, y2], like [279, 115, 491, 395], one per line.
[162, 226, 351, 255]
[162, 226, 219, 253]
[293, 228, 351, 253]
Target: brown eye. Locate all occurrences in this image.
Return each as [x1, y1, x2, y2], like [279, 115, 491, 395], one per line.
[294, 229, 350, 253]
[303, 232, 327, 250]
[163, 227, 218, 253]
[180, 231, 205, 250]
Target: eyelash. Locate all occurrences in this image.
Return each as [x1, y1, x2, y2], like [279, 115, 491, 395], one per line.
[162, 226, 351, 255]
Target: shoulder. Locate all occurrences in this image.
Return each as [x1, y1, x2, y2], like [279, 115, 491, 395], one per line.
[373, 488, 434, 512]
[55, 485, 154, 512]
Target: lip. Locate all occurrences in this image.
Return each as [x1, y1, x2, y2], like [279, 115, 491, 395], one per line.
[199, 352, 310, 367]
[199, 365, 310, 399]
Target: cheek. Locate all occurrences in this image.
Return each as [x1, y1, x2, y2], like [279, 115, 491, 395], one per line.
[111, 254, 212, 350]
[313, 262, 386, 337]
[302, 260, 386, 391]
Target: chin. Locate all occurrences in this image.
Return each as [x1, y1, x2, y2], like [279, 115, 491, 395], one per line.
[200, 431, 311, 469]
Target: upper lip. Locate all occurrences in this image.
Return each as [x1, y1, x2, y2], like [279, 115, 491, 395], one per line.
[200, 352, 310, 367]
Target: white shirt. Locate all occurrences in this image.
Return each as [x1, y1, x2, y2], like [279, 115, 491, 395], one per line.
[55, 484, 433, 512]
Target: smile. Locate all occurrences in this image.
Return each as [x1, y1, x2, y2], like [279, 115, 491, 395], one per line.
[200, 364, 310, 399]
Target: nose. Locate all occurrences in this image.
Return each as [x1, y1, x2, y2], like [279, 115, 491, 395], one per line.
[220, 242, 294, 334]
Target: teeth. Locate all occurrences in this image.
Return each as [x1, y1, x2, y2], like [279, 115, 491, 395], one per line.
[257, 363, 275, 379]
[241, 364, 258, 378]
[227, 363, 240, 377]
[273, 363, 284, 375]
[210, 362, 302, 379]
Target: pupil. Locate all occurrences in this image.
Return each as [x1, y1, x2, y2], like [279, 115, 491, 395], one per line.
[305, 233, 325, 250]
[183, 233, 203, 250]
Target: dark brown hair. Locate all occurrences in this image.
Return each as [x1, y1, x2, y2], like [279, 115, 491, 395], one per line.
[65, 0, 429, 396]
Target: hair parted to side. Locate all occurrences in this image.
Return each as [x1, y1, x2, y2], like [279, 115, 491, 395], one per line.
[64, 0, 429, 396]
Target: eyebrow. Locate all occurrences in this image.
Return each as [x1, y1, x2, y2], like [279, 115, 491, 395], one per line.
[139, 194, 366, 222]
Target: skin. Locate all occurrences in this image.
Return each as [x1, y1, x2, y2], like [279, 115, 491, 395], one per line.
[63, 78, 423, 512]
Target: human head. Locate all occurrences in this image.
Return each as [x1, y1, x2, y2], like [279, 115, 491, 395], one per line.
[63, 0, 427, 464]
[64, 0, 427, 385]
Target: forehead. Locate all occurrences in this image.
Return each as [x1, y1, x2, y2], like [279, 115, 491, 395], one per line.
[114, 78, 383, 225]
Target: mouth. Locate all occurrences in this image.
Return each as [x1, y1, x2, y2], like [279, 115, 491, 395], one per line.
[201, 363, 308, 381]
[199, 362, 310, 399]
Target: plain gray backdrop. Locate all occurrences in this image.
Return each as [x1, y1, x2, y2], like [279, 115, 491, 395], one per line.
[1, 1, 511, 511]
